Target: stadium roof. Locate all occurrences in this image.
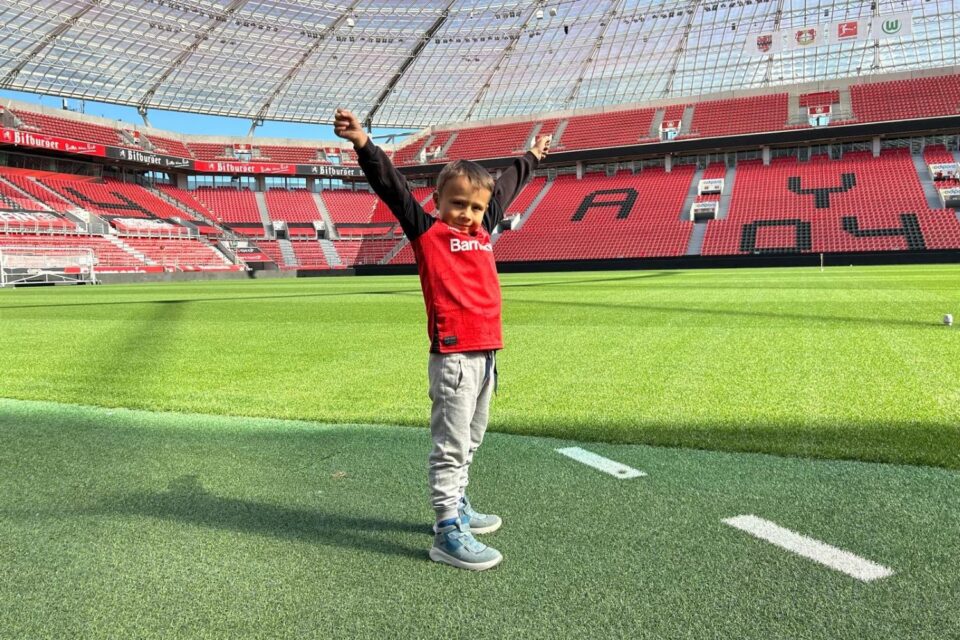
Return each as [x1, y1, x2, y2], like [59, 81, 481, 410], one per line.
[0, 1, 956, 129]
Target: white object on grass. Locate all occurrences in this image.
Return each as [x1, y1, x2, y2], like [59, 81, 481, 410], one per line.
[723, 515, 894, 583]
[555, 447, 646, 479]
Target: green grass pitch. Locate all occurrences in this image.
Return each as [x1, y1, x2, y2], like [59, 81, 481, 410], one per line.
[1, 264, 959, 637]
[1, 264, 959, 468]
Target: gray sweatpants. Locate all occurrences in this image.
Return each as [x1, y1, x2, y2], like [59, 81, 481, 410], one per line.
[427, 350, 496, 523]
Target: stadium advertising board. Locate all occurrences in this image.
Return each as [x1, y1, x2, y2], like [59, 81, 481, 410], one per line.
[928, 163, 959, 180]
[112, 217, 188, 235]
[698, 179, 724, 195]
[690, 201, 718, 221]
[0, 127, 106, 156]
[194, 160, 297, 174]
[108, 147, 192, 168]
[297, 164, 363, 178]
[0, 211, 73, 229]
[191, 160, 362, 177]
[939, 188, 960, 208]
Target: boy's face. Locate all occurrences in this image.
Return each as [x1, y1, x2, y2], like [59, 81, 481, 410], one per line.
[433, 175, 492, 235]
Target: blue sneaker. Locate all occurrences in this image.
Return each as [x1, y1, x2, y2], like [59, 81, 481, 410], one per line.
[430, 518, 502, 571]
[459, 495, 502, 534]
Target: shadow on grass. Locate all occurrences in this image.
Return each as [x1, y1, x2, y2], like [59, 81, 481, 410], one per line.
[500, 271, 679, 289]
[0, 288, 424, 311]
[506, 296, 933, 328]
[78, 475, 428, 561]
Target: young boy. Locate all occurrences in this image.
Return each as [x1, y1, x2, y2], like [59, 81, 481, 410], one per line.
[334, 108, 550, 571]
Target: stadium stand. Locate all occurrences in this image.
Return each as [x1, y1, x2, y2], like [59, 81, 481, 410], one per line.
[289, 240, 329, 268]
[122, 238, 238, 270]
[156, 185, 219, 220]
[923, 144, 959, 168]
[257, 145, 321, 163]
[493, 167, 696, 262]
[799, 90, 840, 107]
[10, 109, 123, 147]
[850, 76, 960, 123]
[0, 232, 152, 271]
[443, 121, 533, 161]
[255, 240, 295, 268]
[1, 174, 75, 213]
[191, 187, 262, 224]
[321, 189, 377, 224]
[504, 177, 547, 215]
[701, 150, 960, 255]
[265, 189, 323, 223]
[0, 179, 45, 211]
[332, 239, 397, 266]
[40, 178, 188, 223]
[556, 108, 657, 150]
[187, 143, 233, 160]
[687, 94, 790, 138]
[143, 134, 194, 158]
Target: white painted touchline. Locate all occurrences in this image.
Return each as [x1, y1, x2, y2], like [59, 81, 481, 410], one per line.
[723, 515, 894, 583]
[555, 447, 646, 479]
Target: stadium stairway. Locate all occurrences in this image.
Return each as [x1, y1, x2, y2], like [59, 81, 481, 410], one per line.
[649, 109, 666, 138]
[836, 87, 856, 122]
[254, 192, 273, 237]
[912, 153, 946, 210]
[277, 238, 298, 266]
[551, 119, 569, 147]
[679, 105, 695, 135]
[379, 237, 407, 264]
[438, 131, 459, 158]
[717, 164, 736, 219]
[679, 166, 705, 221]
[104, 235, 156, 266]
[685, 222, 708, 255]
[311, 192, 339, 239]
[786, 93, 803, 126]
[513, 179, 554, 232]
[149, 186, 223, 233]
[319, 238, 342, 267]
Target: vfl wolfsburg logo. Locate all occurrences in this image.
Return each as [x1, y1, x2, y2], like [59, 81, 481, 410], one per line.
[881, 20, 902, 35]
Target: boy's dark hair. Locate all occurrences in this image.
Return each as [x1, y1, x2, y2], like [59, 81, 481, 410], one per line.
[436, 159, 495, 197]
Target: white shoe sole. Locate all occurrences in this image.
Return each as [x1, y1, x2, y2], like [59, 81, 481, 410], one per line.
[468, 518, 502, 535]
[429, 547, 503, 571]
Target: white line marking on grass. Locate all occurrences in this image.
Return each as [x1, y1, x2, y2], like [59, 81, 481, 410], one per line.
[723, 515, 894, 583]
[555, 447, 646, 479]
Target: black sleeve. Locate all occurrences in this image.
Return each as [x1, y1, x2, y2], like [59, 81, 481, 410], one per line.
[355, 139, 434, 241]
[484, 151, 540, 233]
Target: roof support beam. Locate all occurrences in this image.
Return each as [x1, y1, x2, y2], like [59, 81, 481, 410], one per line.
[137, 0, 250, 111]
[662, 1, 702, 97]
[464, 0, 549, 122]
[249, 0, 363, 131]
[566, 0, 624, 105]
[762, 0, 785, 83]
[363, 0, 458, 130]
[0, 2, 99, 87]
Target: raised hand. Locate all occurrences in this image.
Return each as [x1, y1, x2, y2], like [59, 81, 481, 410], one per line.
[333, 108, 369, 149]
[530, 134, 552, 160]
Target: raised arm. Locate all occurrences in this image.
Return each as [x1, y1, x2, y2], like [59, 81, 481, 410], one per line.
[484, 135, 550, 233]
[334, 108, 433, 241]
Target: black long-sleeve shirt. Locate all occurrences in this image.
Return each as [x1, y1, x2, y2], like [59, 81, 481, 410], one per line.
[355, 140, 540, 241]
